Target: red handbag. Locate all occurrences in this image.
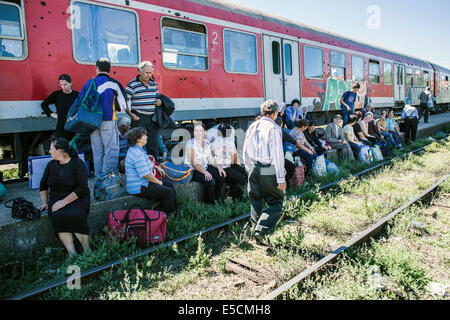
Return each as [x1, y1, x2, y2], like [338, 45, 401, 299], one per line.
[290, 165, 305, 188]
[149, 155, 161, 179]
[107, 204, 167, 245]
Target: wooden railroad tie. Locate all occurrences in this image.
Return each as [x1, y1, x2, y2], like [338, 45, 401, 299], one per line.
[225, 257, 272, 284]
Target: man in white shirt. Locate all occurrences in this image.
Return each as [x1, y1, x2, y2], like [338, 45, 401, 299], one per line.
[243, 100, 286, 243]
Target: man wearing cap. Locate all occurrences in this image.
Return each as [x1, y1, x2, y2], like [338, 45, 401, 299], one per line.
[340, 83, 360, 124]
[325, 114, 354, 161]
[243, 100, 286, 244]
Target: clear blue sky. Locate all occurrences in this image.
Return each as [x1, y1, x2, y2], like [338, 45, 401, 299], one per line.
[224, 0, 450, 68]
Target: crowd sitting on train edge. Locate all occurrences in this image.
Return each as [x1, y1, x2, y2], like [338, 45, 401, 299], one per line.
[36, 57, 427, 253]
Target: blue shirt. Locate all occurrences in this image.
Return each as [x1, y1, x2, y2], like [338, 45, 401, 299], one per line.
[125, 75, 158, 114]
[285, 106, 300, 122]
[125, 145, 154, 195]
[341, 91, 357, 112]
[401, 107, 419, 119]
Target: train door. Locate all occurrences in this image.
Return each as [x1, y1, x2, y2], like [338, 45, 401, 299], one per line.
[263, 35, 300, 103]
[394, 64, 405, 102]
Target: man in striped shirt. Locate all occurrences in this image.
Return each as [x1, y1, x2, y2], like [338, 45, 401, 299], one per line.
[125, 61, 162, 157]
[243, 100, 286, 243]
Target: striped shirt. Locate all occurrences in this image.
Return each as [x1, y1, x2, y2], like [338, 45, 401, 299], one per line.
[243, 117, 286, 183]
[125, 75, 158, 115]
[401, 106, 419, 119]
[125, 145, 154, 195]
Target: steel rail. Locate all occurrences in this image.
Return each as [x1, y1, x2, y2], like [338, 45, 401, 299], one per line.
[262, 174, 449, 300]
[8, 135, 449, 300]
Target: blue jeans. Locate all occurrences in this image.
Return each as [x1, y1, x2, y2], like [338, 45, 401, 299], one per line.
[90, 120, 119, 178]
[381, 131, 397, 147]
[341, 107, 353, 124]
[293, 149, 317, 172]
[348, 142, 363, 159]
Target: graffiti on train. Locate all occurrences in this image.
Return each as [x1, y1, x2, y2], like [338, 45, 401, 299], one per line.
[312, 78, 367, 111]
[405, 86, 426, 106]
[437, 82, 450, 104]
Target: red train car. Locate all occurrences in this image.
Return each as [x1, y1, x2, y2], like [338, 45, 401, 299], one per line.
[0, 0, 448, 176]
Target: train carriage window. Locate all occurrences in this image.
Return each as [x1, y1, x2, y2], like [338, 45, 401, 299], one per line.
[224, 29, 257, 74]
[0, 1, 26, 59]
[72, 2, 139, 65]
[162, 18, 207, 71]
[369, 60, 380, 84]
[383, 62, 392, 85]
[330, 51, 346, 80]
[284, 43, 292, 76]
[352, 56, 364, 82]
[272, 41, 281, 75]
[415, 69, 422, 86]
[406, 68, 413, 86]
[304, 46, 323, 79]
[423, 71, 429, 87]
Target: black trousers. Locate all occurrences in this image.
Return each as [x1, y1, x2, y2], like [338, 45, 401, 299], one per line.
[404, 117, 419, 144]
[192, 165, 225, 204]
[131, 111, 160, 157]
[419, 103, 429, 122]
[248, 164, 284, 235]
[224, 164, 247, 200]
[138, 178, 177, 214]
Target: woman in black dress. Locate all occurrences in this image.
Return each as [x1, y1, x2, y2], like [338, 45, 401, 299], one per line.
[41, 74, 79, 141]
[38, 138, 91, 256]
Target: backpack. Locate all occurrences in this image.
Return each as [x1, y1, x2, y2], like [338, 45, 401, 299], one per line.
[65, 79, 103, 135]
[160, 161, 192, 184]
[94, 172, 125, 201]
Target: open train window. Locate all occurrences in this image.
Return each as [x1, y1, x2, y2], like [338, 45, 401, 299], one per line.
[161, 17, 208, 71]
[272, 41, 281, 75]
[406, 68, 413, 86]
[383, 62, 392, 85]
[351, 55, 364, 82]
[415, 69, 422, 86]
[423, 71, 429, 87]
[0, 0, 27, 60]
[330, 51, 346, 80]
[223, 29, 257, 74]
[304, 45, 323, 79]
[369, 60, 379, 84]
[71, 1, 140, 66]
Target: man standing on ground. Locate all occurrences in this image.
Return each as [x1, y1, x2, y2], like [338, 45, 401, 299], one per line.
[419, 87, 431, 123]
[243, 100, 286, 244]
[125, 61, 162, 157]
[340, 83, 360, 124]
[75, 57, 127, 182]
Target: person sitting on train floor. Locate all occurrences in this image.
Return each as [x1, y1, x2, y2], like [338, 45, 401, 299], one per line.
[325, 114, 354, 161]
[342, 115, 365, 158]
[353, 111, 374, 146]
[285, 99, 301, 130]
[340, 83, 360, 124]
[74, 57, 127, 183]
[377, 111, 401, 149]
[118, 117, 131, 173]
[185, 122, 225, 205]
[401, 104, 419, 144]
[275, 116, 300, 184]
[386, 110, 403, 146]
[209, 123, 247, 201]
[289, 119, 318, 174]
[38, 138, 91, 257]
[40, 74, 79, 141]
[361, 103, 374, 119]
[304, 120, 331, 155]
[125, 127, 177, 214]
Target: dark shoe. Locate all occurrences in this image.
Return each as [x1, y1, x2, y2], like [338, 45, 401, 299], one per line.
[254, 231, 267, 246]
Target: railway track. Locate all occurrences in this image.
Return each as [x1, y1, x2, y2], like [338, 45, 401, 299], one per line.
[8, 135, 449, 300]
[262, 173, 449, 300]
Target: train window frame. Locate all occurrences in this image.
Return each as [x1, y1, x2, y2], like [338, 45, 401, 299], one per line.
[0, 0, 28, 61]
[303, 45, 323, 80]
[223, 28, 258, 75]
[272, 41, 281, 75]
[415, 69, 422, 86]
[70, 0, 141, 67]
[284, 42, 292, 76]
[351, 55, 364, 82]
[383, 62, 393, 85]
[423, 70, 429, 87]
[161, 16, 209, 72]
[369, 59, 380, 84]
[406, 67, 413, 86]
[330, 50, 346, 80]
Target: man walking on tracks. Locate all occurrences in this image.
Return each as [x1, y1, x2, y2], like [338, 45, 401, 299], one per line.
[243, 100, 286, 244]
[125, 61, 162, 157]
